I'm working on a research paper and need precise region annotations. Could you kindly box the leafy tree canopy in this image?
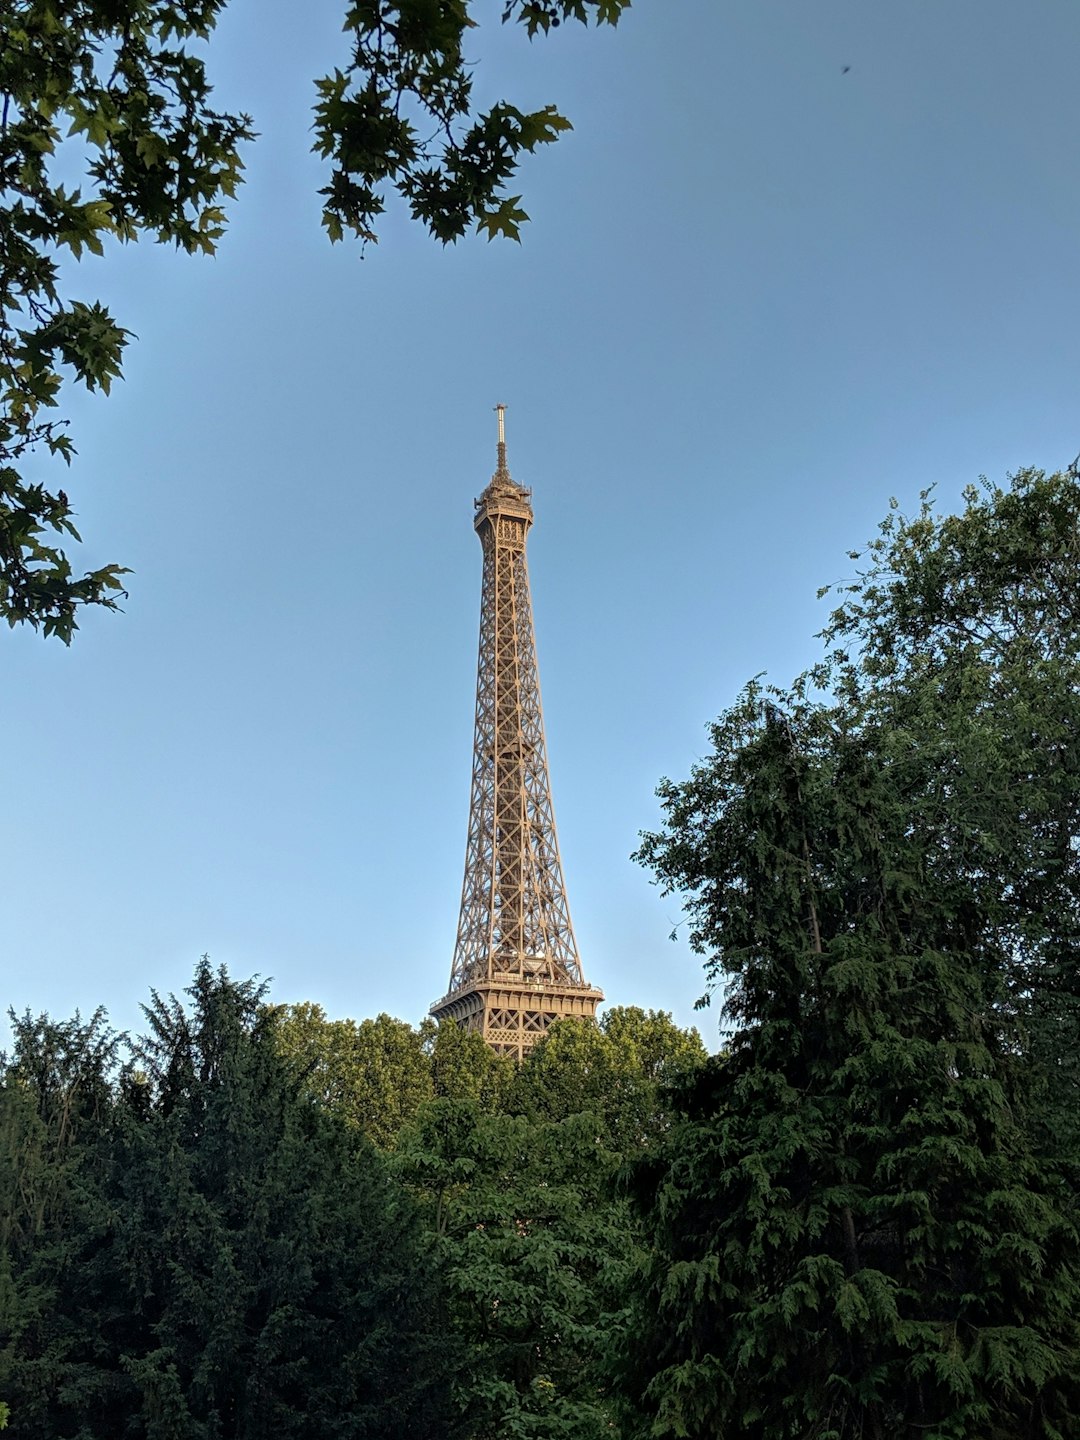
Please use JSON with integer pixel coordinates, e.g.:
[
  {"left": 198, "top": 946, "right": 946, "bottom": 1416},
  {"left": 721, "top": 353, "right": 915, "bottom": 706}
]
[
  {"left": 511, "top": 1007, "right": 706, "bottom": 1153},
  {"left": 269, "top": 1003, "right": 434, "bottom": 1147},
  {"left": 271, "top": 1001, "right": 704, "bottom": 1154},
  {"left": 268, "top": 1003, "right": 513, "bottom": 1147},
  {"left": 397, "top": 1097, "right": 632, "bottom": 1440},
  {"left": 1, "top": 0, "right": 629, "bottom": 640}
]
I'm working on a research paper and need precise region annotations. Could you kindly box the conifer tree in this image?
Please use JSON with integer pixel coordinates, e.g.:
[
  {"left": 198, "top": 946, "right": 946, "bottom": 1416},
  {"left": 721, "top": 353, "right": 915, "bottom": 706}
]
[
  {"left": 625, "top": 661, "right": 1080, "bottom": 1433},
  {"left": 1, "top": 963, "right": 455, "bottom": 1438},
  {"left": 0, "top": 1009, "right": 119, "bottom": 1435},
  {"left": 814, "top": 467, "right": 1080, "bottom": 1174},
  {"left": 622, "top": 465, "right": 1080, "bottom": 1434}
]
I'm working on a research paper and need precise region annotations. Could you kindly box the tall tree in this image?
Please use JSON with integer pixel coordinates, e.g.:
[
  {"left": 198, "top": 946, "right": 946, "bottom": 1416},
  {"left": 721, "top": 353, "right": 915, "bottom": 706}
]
[
  {"left": 1, "top": 0, "right": 629, "bottom": 640},
  {"left": 0, "top": 1008, "right": 120, "bottom": 1436},
  {"left": 1, "top": 963, "right": 455, "bottom": 1438},
  {"left": 813, "top": 467, "right": 1080, "bottom": 1170},
  {"left": 623, "top": 467, "right": 1080, "bottom": 1439}
]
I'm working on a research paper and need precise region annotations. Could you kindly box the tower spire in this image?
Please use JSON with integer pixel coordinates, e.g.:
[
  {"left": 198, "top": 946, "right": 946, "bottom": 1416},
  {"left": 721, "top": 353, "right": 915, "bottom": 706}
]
[
  {"left": 431, "top": 414, "right": 603, "bottom": 1059},
  {"left": 495, "top": 402, "right": 509, "bottom": 479}
]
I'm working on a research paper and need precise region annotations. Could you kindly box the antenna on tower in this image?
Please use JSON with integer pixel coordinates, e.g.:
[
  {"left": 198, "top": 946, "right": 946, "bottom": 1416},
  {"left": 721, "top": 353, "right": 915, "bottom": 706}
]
[{"left": 495, "top": 403, "right": 508, "bottom": 476}]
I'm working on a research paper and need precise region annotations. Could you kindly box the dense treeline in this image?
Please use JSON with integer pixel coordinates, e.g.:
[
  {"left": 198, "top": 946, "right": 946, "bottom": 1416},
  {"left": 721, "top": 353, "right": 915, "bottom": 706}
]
[
  {"left": 0, "top": 973, "right": 702, "bottom": 1438},
  {"left": 4, "top": 468, "right": 1080, "bottom": 1437},
  {"left": 0, "top": 972, "right": 455, "bottom": 1438}
]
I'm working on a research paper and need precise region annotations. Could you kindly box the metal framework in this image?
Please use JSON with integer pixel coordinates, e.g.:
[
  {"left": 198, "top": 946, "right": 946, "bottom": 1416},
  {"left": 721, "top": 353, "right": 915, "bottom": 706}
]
[{"left": 430, "top": 408, "right": 602, "bottom": 1059}]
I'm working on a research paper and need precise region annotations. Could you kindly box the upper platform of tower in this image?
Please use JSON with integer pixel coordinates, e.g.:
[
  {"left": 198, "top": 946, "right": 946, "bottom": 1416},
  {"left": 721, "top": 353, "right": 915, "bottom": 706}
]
[{"left": 474, "top": 405, "right": 533, "bottom": 534}]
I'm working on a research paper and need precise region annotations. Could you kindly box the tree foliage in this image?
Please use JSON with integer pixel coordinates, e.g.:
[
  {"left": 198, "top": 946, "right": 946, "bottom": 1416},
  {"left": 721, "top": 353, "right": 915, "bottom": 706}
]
[
  {"left": 814, "top": 468, "right": 1080, "bottom": 1166},
  {"left": 623, "top": 469, "right": 1080, "bottom": 1439},
  {"left": 397, "top": 1098, "right": 632, "bottom": 1440},
  {"left": 429, "top": 1013, "right": 515, "bottom": 1113},
  {"left": 1, "top": 0, "right": 253, "bottom": 639},
  {"left": 270, "top": 1001, "right": 704, "bottom": 1156},
  {"left": 1, "top": 0, "right": 629, "bottom": 640},
  {"left": 511, "top": 1007, "right": 705, "bottom": 1154},
  {"left": 269, "top": 1003, "right": 435, "bottom": 1147},
  {"left": 2, "top": 977, "right": 689, "bottom": 1438},
  {"left": 268, "top": 1003, "right": 703, "bottom": 1434},
  {"left": 268, "top": 1004, "right": 513, "bottom": 1147},
  {"left": 0, "top": 1007, "right": 120, "bottom": 1434},
  {"left": 0, "top": 962, "right": 453, "bottom": 1438}
]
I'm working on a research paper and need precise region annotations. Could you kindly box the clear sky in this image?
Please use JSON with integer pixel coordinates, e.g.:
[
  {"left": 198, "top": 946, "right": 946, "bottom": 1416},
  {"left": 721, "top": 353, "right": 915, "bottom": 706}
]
[{"left": 4, "top": 0, "right": 1079, "bottom": 1053}]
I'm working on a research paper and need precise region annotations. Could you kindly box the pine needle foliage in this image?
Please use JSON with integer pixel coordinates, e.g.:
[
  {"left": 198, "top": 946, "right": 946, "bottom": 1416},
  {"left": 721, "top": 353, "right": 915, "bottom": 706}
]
[
  {"left": 815, "top": 467, "right": 1080, "bottom": 1176},
  {"left": 625, "top": 468, "right": 1080, "bottom": 1440},
  {"left": 0, "top": 1008, "right": 121, "bottom": 1437},
  {"left": 1, "top": 961, "right": 454, "bottom": 1439}
]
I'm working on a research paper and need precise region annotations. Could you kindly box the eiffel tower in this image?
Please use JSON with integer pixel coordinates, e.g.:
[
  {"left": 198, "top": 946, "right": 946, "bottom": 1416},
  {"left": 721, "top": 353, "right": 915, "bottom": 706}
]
[{"left": 431, "top": 408, "right": 603, "bottom": 1059}]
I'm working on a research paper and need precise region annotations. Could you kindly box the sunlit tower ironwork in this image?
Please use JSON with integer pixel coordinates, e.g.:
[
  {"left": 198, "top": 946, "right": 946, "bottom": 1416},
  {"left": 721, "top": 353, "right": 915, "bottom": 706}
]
[{"left": 430, "top": 407, "right": 603, "bottom": 1059}]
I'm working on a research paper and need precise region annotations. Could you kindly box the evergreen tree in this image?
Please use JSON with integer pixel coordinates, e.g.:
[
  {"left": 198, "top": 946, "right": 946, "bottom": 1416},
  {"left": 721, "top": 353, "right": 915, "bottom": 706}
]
[
  {"left": 0, "top": 1008, "right": 120, "bottom": 1436},
  {"left": 1, "top": 963, "right": 455, "bottom": 1438},
  {"left": 625, "top": 661, "right": 1080, "bottom": 1433},
  {"left": 814, "top": 467, "right": 1080, "bottom": 1169}
]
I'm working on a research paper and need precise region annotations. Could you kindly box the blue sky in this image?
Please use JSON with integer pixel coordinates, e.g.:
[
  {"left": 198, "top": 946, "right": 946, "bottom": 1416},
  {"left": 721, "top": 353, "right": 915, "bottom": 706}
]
[{"left": 5, "top": 0, "right": 1079, "bottom": 1052}]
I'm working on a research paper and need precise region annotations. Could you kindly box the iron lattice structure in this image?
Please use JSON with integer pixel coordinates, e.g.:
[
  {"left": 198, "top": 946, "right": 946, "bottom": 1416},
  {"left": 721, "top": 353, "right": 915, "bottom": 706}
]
[{"left": 431, "top": 410, "right": 602, "bottom": 1058}]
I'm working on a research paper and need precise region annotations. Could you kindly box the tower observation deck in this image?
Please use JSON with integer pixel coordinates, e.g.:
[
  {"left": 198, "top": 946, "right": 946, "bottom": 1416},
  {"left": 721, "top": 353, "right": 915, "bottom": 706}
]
[{"left": 430, "top": 409, "right": 603, "bottom": 1059}]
